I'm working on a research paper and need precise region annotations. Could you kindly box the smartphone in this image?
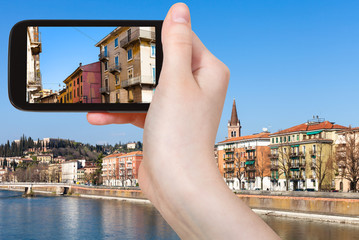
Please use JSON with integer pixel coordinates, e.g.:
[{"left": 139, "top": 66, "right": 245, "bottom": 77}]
[{"left": 8, "top": 20, "right": 163, "bottom": 112}]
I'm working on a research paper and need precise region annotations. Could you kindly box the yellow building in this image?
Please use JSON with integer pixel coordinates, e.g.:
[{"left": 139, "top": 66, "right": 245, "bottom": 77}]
[
  {"left": 95, "top": 27, "right": 156, "bottom": 103},
  {"left": 269, "top": 119, "right": 347, "bottom": 191},
  {"left": 63, "top": 76, "right": 74, "bottom": 103}
]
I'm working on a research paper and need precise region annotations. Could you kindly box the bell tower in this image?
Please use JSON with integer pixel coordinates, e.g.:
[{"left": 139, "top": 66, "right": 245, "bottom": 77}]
[{"left": 228, "top": 99, "right": 241, "bottom": 139}]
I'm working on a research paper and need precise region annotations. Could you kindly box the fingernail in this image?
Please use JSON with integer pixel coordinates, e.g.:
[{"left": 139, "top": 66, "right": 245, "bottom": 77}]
[{"left": 171, "top": 3, "right": 190, "bottom": 24}]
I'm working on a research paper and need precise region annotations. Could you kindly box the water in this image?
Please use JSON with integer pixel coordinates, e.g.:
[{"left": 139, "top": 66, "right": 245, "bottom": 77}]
[{"left": 1, "top": 190, "right": 359, "bottom": 240}]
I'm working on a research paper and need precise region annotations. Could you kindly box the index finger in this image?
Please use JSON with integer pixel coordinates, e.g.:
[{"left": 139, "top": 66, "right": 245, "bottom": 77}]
[{"left": 87, "top": 112, "right": 147, "bottom": 129}]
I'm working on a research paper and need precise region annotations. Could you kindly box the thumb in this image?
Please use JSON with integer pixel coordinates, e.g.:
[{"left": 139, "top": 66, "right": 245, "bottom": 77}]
[{"left": 161, "top": 3, "right": 192, "bottom": 77}]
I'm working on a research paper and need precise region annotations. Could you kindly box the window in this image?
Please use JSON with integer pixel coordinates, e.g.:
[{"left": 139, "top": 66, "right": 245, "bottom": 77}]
[
  {"left": 81, "top": 86, "right": 82, "bottom": 95},
  {"left": 77, "top": 88, "right": 79, "bottom": 97},
  {"left": 70, "top": 92, "right": 72, "bottom": 100},
  {"left": 74, "top": 89, "right": 76, "bottom": 98},
  {"left": 272, "top": 138, "right": 274, "bottom": 143},
  {"left": 116, "top": 93, "right": 120, "bottom": 103},
  {"left": 81, "top": 76, "right": 82, "bottom": 82},
  {"left": 74, "top": 80, "right": 76, "bottom": 86},
  {"left": 115, "top": 75, "right": 120, "bottom": 85},
  {"left": 303, "top": 146, "right": 305, "bottom": 153},
  {"left": 70, "top": 83, "right": 72, "bottom": 87},
  {"left": 288, "top": 136, "right": 291, "bottom": 142},
  {"left": 151, "top": 44, "right": 156, "bottom": 57},
  {"left": 104, "top": 46, "right": 108, "bottom": 56},
  {"left": 115, "top": 56, "right": 119, "bottom": 66},
  {"left": 104, "top": 62, "right": 108, "bottom": 71},
  {"left": 284, "top": 137, "right": 286, "bottom": 142},
  {"left": 297, "top": 135, "right": 299, "bottom": 141},
  {"left": 276, "top": 138, "right": 278, "bottom": 143},
  {"left": 114, "top": 38, "right": 118, "bottom": 48},
  {"left": 128, "top": 67, "right": 133, "bottom": 79},
  {"left": 127, "top": 49, "right": 133, "bottom": 61},
  {"left": 280, "top": 137, "right": 282, "bottom": 143},
  {"left": 129, "top": 89, "right": 134, "bottom": 102},
  {"left": 77, "top": 78, "right": 79, "bottom": 85}
]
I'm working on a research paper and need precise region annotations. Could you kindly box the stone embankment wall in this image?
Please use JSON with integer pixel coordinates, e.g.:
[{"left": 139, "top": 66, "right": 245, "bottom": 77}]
[
  {"left": 236, "top": 190, "right": 359, "bottom": 216},
  {"left": 2, "top": 185, "right": 359, "bottom": 216}
]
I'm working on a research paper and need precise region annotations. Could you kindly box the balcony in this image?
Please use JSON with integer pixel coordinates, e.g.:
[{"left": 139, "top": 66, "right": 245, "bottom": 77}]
[
  {"left": 109, "top": 64, "right": 121, "bottom": 74},
  {"left": 99, "top": 52, "right": 109, "bottom": 62},
  {"left": 127, "top": 172, "right": 132, "bottom": 175},
  {"left": 224, "top": 157, "right": 234, "bottom": 162},
  {"left": 127, "top": 165, "right": 133, "bottom": 169},
  {"left": 224, "top": 146, "right": 235, "bottom": 153},
  {"left": 223, "top": 166, "right": 235, "bottom": 172},
  {"left": 268, "top": 153, "right": 279, "bottom": 159},
  {"left": 121, "top": 75, "right": 155, "bottom": 88},
  {"left": 31, "top": 32, "right": 41, "bottom": 55},
  {"left": 246, "top": 156, "right": 256, "bottom": 161},
  {"left": 290, "top": 163, "right": 299, "bottom": 169},
  {"left": 100, "top": 86, "right": 110, "bottom": 94},
  {"left": 270, "top": 164, "right": 279, "bottom": 170},
  {"left": 120, "top": 29, "right": 155, "bottom": 48},
  {"left": 290, "top": 175, "right": 301, "bottom": 180}
]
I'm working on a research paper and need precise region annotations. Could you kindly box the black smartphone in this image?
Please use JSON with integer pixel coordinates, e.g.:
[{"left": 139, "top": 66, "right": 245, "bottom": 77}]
[{"left": 8, "top": 20, "right": 163, "bottom": 112}]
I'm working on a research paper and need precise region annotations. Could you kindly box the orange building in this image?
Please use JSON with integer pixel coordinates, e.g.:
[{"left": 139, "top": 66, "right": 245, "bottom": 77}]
[
  {"left": 102, "top": 151, "right": 143, "bottom": 187},
  {"left": 216, "top": 99, "right": 271, "bottom": 190}
]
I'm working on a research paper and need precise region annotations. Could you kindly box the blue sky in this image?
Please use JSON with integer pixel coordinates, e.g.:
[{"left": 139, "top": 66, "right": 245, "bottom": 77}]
[{"left": 1, "top": 0, "right": 358, "bottom": 145}]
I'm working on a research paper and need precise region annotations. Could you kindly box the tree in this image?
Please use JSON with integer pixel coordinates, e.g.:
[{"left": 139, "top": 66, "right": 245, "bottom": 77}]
[
  {"left": 336, "top": 128, "right": 359, "bottom": 192},
  {"left": 277, "top": 144, "right": 292, "bottom": 191},
  {"left": 311, "top": 142, "right": 335, "bottom": 191},
  {"left": 256, "top": 152, "right": 270, "bottom": 190}
]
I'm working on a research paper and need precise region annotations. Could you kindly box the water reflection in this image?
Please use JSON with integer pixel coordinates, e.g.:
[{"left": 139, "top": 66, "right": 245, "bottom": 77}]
[{"left": 1, "top": 190, "right": 359, "bottom": 240}]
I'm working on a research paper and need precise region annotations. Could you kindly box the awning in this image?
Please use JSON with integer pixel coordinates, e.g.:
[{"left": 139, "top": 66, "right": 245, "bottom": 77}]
[
  {"left": 246, "top": 160, "right": 255, "bottom": 165},
  {"left": 307, "top": 130, "right": 323, "bottom": 135},
  {"left": 270, "top": 147, "right": 278, "bottom": 149},
  {"left": 291, "top": 169, "right": 300, "bottom": 171},
  {"left": 291, "top": 145, "right": 299, "bottom": 147}
]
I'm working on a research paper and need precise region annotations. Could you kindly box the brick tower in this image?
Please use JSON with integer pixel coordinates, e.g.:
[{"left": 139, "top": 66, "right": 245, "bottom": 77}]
[{"left": 228, "top": 99, "right": 241, "bottom": 139}]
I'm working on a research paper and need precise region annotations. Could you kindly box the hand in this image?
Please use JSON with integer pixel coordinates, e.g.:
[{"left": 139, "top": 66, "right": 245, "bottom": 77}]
[{"left": 88, "top": 3, "right": 279, "bottom": 239}]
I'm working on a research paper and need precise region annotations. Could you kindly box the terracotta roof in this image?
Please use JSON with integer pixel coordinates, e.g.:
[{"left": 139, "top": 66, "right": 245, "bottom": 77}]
[
  {"left": 270, "top": 121, "right": 347, "bottom": 136},
  {"left": 103, "top": 153, "right": 125, "bottom": 159},
  {"left": 229, "top": 99, "right": 239, "bottom": 126},
  {"left": 104, "top": 151, "right": 143, "bottom": 159},
  {"left": 219, "top": 132, "right": 270, "bottom": 144}
]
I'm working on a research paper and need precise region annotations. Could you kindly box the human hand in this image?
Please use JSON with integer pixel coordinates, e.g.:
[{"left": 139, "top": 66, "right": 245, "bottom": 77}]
[{"left": 88, "top": 3, "right": 279, "bottom": 239}]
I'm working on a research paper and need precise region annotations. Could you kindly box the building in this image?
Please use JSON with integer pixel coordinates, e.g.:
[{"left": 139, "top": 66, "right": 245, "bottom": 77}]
[
  {"left": 58, "top": 88, "right": 67, "bottom": 103},
  {"left": 27, "top": 26, "right": 42, "bottom": 103},
  {"left": 334, "top": 127, "right": 359, "bottom": 192},
  {"left": 102, "top": 151, "right": 143, "bottom": 187},
  {"left": 61, "top": 160, "right": 85, "bottom": 183},
  {"left": 118, "top": 151, "right": 143, "bottom": 187},
  {"left": 102, "top": 153, "right": 122, "bottom": 186},
  {"left": 48, "top": 163, "right": 62, "bottom": 183},
  {"left": 95, "top": 27, "right": 156, "bottom": 103},
  {"left": 216, "top": 100, "right": 271, "bottom": 190},
  {"left": 217, "top": 132, "right": 271, "bottom": 190},
  {"left": 127, "top": 142, "right": 136, "bottom": 149},
  {"left": 37, "top": 154, "right": 53, "bottom": 164},
  {"left": 269, "top": 118, "right": 347, "bottom": 191},
  {"left": 40, "top": 92, "right": 58, "bottom": 103},
  {"left": 77, "top": 168, "right": 85, "bottom": 184},
  {"left": 62, "top": 62, "right": 102, "bottom": 103}
]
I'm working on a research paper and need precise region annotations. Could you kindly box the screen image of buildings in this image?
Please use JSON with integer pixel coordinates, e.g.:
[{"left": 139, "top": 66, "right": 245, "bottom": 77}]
[{"left": 26, "top": 26, "right": 156, "bottom": 104}]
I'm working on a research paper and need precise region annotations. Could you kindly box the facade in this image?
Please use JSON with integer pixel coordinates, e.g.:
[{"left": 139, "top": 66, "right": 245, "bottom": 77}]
[
  {"left": 127, "top": 142, "right": 136, "bottom": 149},
  {"left": 217, "top": 133, "right": 271, "bottom": 190},
  {"left": 27, "top": 26, "right": 42, "bottom": 103},
  {"left": 61, "top": 160, "right": 85, "bottom": 183},
  {"left": 269, "top": 119, "right": 347, "bottom": 191},
  {"left": 62, "top": 62, "right": 102, "bottom": 103},
  {"left": 40, "top": 92, "right": 58, "bottom": 103},
  {"left": 37, "top": 154, "right": 53, "bottom": 164},
  {"left": 334, "top": 127, "right": 359, "bottom": 192},
  {"left": 217, "top": 100, "right": 271, "bottom": 190},
  {"left": 95, "top": 27, "right": 156, "bottom": 103},
  {"left": 77, "top": 168, "right": 85, "bottom": 184},
  {"left": 102, "top": 153, "right": 122, "bottom": 186},
  {"left": 102, "top": 151, "right": 143, "bottom": 187},
  {"left": 48, "top": 163, "right": 62, "bottom": 183}
]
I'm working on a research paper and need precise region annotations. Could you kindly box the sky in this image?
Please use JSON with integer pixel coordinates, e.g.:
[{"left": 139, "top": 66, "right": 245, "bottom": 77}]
[{"left": 1, "top": 0, "right": 359, "bottom": 145}]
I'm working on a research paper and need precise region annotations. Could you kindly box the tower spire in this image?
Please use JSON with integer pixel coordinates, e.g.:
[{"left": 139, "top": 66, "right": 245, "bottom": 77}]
[{"left": 228, "top": 98, "right": 241, "bottom": 139}]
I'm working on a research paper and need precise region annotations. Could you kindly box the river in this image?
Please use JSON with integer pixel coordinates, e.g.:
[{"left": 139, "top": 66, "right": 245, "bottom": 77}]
[{"left": 0, "top": 190, "right": 358, "bottom": 240}]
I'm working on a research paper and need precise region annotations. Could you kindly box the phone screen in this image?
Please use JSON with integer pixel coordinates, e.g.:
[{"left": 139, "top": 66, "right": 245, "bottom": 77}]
[{"left": 27, "top": 26, "right": 156, "bottom": 104}]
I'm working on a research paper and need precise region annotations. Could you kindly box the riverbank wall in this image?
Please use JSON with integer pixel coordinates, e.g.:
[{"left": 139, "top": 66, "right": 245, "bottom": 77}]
[{"left": 1, "top": 185, "right": 359, "bottom": 218}]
